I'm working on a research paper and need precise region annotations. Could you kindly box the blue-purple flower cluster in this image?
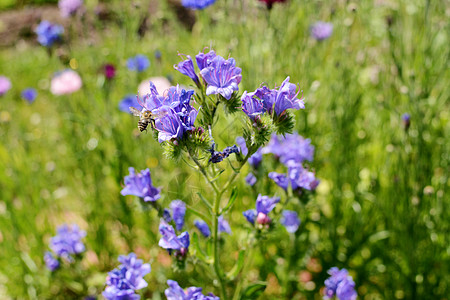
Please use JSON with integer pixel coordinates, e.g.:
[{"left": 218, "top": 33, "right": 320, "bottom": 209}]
[
  {"left": 121, "top": 167, "right": 161, "bottom": 202},
  {"left": 243, "top": 194, "right": 280, "bottom": 227},
  {"left": 44, "top": 224, "right": 86, "bottom": 271},
  {"left": 165, "top": 280, "right": 220, "bottom": 300},
  {"left": 310, "top": 21, "right": 333, "bottom": 41},
  {"left": 139, "top": 83, "right": 198, "bottom": 143},
  {"left": 127, "top": 55, "right": 150, "bottom": 72},
  {"left": 175, "top": 50, "right": 242, "bottom": 100},
  {"left": 241, "top": 77, "right": 305, "bottom": 120},
  {"left": 103, "top": 253, "right": 151, "bottom": 300},
  {"left": 35, "top": 21, "right": 64, "bottom": 47},
  {"left": 324, "top": 267, "right": 357, "bottom": 300}
]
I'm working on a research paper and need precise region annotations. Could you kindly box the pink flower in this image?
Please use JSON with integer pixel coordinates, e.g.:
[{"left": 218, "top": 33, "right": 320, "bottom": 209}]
[
  {"left": 0, "top": 76, "right": 12, "bottom": 96},
  {"left": 51, "top": 70, "right": 82, "bottom": 95}
]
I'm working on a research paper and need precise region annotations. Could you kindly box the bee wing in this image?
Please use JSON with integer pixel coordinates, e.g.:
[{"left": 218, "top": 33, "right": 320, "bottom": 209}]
[{"left": 129, "top": 107, "right": 141, "bottom": 117}]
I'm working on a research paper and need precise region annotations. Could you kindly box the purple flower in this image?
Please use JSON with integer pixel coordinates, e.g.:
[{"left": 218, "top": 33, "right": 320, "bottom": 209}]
[
  {"left": 118, "top": 253, "right": 151, "bottom": 278},
  {"left": 324, "top": 267, "right": 357, "bottom": 300},
  {"left": 194, "top": 220, "right": 211, "bottom": 237},
  {"left": 280, "top": 210, "right": 301, "bottom": 233},
  {"left": 120, "top": 167, "right": 161, "bottom": 202},
  {"left": 268, "top": 172, "right": 289, "bottom": 190},
  {"left": 58, "top": 0, "right": 83, "bottom": 17},
  {"left": 21, "top": 88, "right": 37, "bottom": 103},
  {"left": 243, "top": 209, "right": 257, "bottom": 225},
  {"left": 155, "top": 50, "right": 162, "bottom": 60},
  {"left": 195, "top": 50, "right": 217, "bottom": 70},
  {"left": 35, "top": 21, "right": 64, "bottom": 47},
  {"left": 44, "top": 251, "right": 60, "bottom": 271},
  {"left": 0, "top": 76, "right": 11, "bottom": 96},
  {"left": 235, "top": 137, "right": 263, "bottom": 168},
  {"left": 103, "top": 254, "right": 150, "bottom": 300},
  {"left": 49, "top": 224, "right": 86, "bottom": 259},
  {"left": 163, "top": 209, "right": 172, "bottom": 223},
  {"left": 158, "top": 221, "right": 190, "bottom": 251},
  {"left": 218, "top": 216, "right": 232, "bottom": 234},
  {"left": 174, "top": 55, "right": 199, "bottom": 85},
  {"left": 263, "top": 133, "right": 314, "bottom": 165},
  {"left": 119, "top": 95, "right": 142, "bottom": 113},
  {"left": 154, "top": 106, "right": 185, "bottom": 143},
  {"left": 245, "top": 173, "right": 257, "bottom": 186},
  {"left": 241, "top": 91, "right": 265, "bottom": 120},
  {"left": 402, "top": 113, "right": 411, "bottom": 130},
  {"left": 127, "top": 55, "right": 150, "bottom": 72},
  {"left": 310, "top": 21, "right": 333, "bottom": 41},
  {"left": 288, "top": 163, "right": 320, "bottom": 191},
  {"left": 273, "top": 77, "right": 305, "bottom": 117},
  {"left": 181, "top": 0, "right": 216, "bottom": 9},
  {"left": 254, "top": 86, "right": 277, "bottom": 114},
  {"left": 104, "top": 64, "right": 116, "bottom": 80},
  {"left": 256, "top": 194, "right": 280, "bottom": 215},
  {"left": 170, "top": 200, "right": 186, "bottom": 231},
  {"left": 200, "top": 55, "right": 242, "bottom": 100},
  {"left": 165, "top": 280, "right": 203, "bottom": 300}
]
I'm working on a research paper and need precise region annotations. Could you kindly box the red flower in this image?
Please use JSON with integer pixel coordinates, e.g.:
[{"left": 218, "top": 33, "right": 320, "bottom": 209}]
[
  {"left": 259, "top": 0, "right": 287, "bottom": 10},
  {"left": 103, "top": 64, "right": 116, "bottom": 80}
]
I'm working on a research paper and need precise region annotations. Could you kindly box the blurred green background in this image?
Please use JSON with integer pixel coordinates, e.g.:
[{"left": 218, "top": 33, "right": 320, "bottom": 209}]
[{"left": 0, "top": 0, "right": 448, "bottom": 299}]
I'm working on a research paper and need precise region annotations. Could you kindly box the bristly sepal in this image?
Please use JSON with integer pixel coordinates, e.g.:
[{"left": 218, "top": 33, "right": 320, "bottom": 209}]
[
  {"left": 272, "top": 111, "right": 295, "bottom": 135},
  {"left": 221, "top": 92, "right": 242, "bottom": 115}
]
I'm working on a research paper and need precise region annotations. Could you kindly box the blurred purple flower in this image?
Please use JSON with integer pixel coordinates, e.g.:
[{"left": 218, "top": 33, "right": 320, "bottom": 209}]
[
  {"left": 165, "top": 280, "right": 203, "bottom": 300},
  {"left": 402, "top": 113, "right": 411, "bottom": 130},
  {"left": 235, "top": 137, "right": 263, "bottom": 168},
  {"left": 0, "top": 76, "right": 11, "bottom": 96},
  {"left": 310, "top": 21, "right": 333, "bottom": 41},
  {"left": 243, "top": 209, "right": 257, "bottom": 225},
  {"left": 256, "top": 194, "right": 280, "bottom": 215},
  {"left": 163, "top": 209, "right": 172, "bottom": 223},
  {"left": 118, "top": 253, "right": 151, "bottom": 278},
  {"left": 218, "top": 216, "right": 232, "bottom": 234},
  {"left": 59, "top": 0, "right": 83, "bottom": 17},
  {"left": 120, "top": 167, "right": 161, "bottom": 202},
  {"left": 44, "top": 251, "right": 60, "bottom": 271},
  {"left": 50, "top": 224, "right": 86, "bottom": 259},
  {"left": 324, "top": 267, "right": 357, "bottom": 300},
  {"left": 288, "top": 162, "right": 320, "bottom": 191},
  {"left": 174, "top": 55, "right": 199, "bottom": 85},
  {"left": 21, "top": 88, "right": 37, "bottom": 103},
  {"left": 35, "top": 21, "right": 64, "bottom": 47},
  {"left": 245, "top": 173, "right": 257, "bottom": 186},
  {"left": 268, "top": 172, "right": 289, "bottom": 190},
  {"left": 182, "top": 0, "right": 216, "bottom": 9},
  {"left": 273, "top": 77, "right": 305, "bottom": 117},
  {"left": 158, "top": 221, "right": 190, "bottom": 251},
  {"left": 280, "top": 210, "right": 301, "bottom": 233},
  {"left": 127, "top": 55, "right": 150, "bottom": 72},
  {"left": 195, "top": 50, "right": 216, "bottom": 70},
  {"left": 170, "top": 200, "right": 186, "bottom": 231},
  {"left": 194, "top": 220, "right": 211, "bottom": 237},
  {"left": 200, "top": 55, "right": 242, "bottom": 100},
  {"left": 118, "top": 95, "right": 141, "bottom": 113},
  {"left": 263, "top": 133, "right": 314, "bottom": 165}
]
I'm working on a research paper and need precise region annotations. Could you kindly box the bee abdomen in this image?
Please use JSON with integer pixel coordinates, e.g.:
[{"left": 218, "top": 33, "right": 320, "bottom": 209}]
[{"left": 138, "top": 120, "right": 149, "bottom": 132}]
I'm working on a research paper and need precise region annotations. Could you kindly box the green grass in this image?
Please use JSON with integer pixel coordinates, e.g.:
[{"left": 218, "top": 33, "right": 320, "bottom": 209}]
[{"left": 0, "top": 0, "right": 448, "bottom": 299}]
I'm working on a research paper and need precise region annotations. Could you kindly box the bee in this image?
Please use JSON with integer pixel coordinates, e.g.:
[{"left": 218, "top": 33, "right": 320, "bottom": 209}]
[{"left": 129, "top": 107, "right": 156, "bottom": 132}]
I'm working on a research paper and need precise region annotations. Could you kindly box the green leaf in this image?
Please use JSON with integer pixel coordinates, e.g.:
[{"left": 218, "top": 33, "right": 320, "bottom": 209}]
[
  {"left": 226, "top": 250, "right": 245, "bottom": 280},
  {"left": 222, "top": 187, "right": 238, "bottom": 214},
  {"left": 369, "top": 230, "right": 390, "bottom": 243},
  {"left": 241, "top": 282, "right": 267, "bottom": 299},
  {"left": 197, "top": 192, "right": 213, "bottom": 212},
  {"left": 191, "top": 232, "right": 207, "bottom": 262}
]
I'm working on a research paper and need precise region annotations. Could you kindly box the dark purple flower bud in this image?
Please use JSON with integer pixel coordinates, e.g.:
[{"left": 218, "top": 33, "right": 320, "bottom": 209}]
[
  {"left": 241, "top": 91, "right": 265, "bottom": 121},
  {"left": 243, "top": 209, "right": 257, "bottom": 225},
  {"left": 103, "top": 64, "right": 116, "bottom": 80},
  {"left": 280, "top": 210, "right": 301, "bottom": 233},
  {"left": 163, "top": 209, "right": 172, "bottom": 223},
  {"left": 127, "top": 55, "right": 150, "bottom": 72},
  {"left": 194, "top": 220, "right": 211, "bottom": 237},
  {"left": 49, "top": 224, "right": 86, "bottom": 259},
  {"left": 154, "top": 50, "right": 162, "bottom": 60},
  {"left": 44, "top": 251, "right": 60, "bottom": 271},
  {"left": 218, "top": 216, "right": 232, "bottom": 234},
  {"left": 170, "top": 200, "right": 186, "bottom": 231},
  {"left": 324, "top": 267, "right": 357, "bottom": 300},
  {"left": 209, "top": 143, "right": 239, "bottom": 163},
  {"left": 165, "top": 280, "right": 203, "bottom": 300},
  {"left": 0, "top": 76, "right": 11, "bottom": 96},
  {"left": 310, "top": 21, "right": 333, "bottom": 41},
  {"left": 288, "top": 163, "right": 320, "bottom": 191},
  {"left": 121, "top": 167, "right": 161, "bottom": 202},
  {"left": 174, "top": 55, "right": 199, "bottom": 85},
  {"left": 268, "top": 172, "right": 289, "bottom": 190},
  {"left": 35, "top": 21, "right": 64, "bottom": 47},
  {"left": 402, "top": 113, "right": 411, "bottom": 130},
  {"left": 273, "top": 77, "right": 305, "bottom": 117},
  {"left": 245, "top": 173, "right": 257, "bottom": 186},
  {"left": 200, "top": 55, "right": 242, "bottom": 100},
  {"left": 256, "top": 194, "right": 280, "bottom": 215},
  {"left": 21, "top": 88, "right": 37, "bottom": 103},
  {"left": 195, "top": 50, "right": 217, "bottom": 70},
  {"left": 118, "top": 95, "right": 142, "bottom": 113},
  {"left": 259, "top": 0, "right": 287, "bottom": 10},
  {"left": 248, "top": 149, "right": 263, "bottom": 168}
]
